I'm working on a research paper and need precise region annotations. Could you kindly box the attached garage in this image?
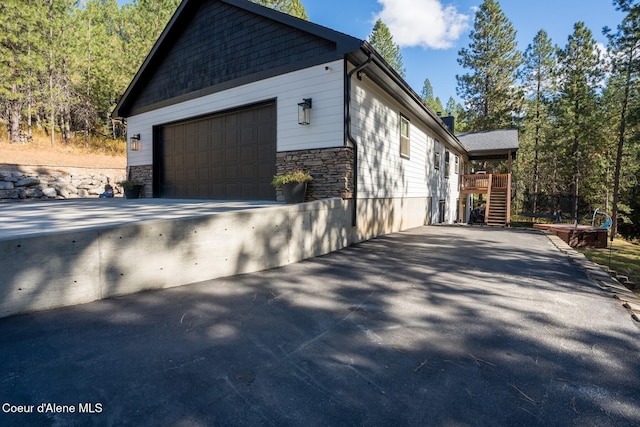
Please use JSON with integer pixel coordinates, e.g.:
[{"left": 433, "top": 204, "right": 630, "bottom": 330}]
[{"left": 153, "top": 101, "right": 277, "bottom": 200}]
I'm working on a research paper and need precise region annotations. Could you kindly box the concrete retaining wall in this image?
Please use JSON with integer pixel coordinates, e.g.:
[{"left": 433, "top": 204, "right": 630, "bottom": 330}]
[
  {"left": 356, "top": 197, "right": 430, "bottom": 242},
  {"left": 0, "top": 198, "right": 352, "bottom": 318}
]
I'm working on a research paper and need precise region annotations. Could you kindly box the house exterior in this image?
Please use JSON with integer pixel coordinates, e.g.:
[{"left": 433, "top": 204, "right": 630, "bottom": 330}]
[{"left": 112, "top": 0, "right": 471, "bottom": 241}]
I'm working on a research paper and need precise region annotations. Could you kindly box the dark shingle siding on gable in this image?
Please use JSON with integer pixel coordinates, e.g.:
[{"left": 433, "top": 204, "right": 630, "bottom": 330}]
[{"left": 127, "top": 1, "right": 337, "bottom": 115}]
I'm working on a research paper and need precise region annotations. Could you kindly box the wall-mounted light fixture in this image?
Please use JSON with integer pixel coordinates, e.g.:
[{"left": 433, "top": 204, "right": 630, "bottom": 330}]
[
  {"left": 130, "top": 134, "right": 141, "bottom": 151},
  {"left": 298, "top": 98, "right": 312, "bottom": 125}
]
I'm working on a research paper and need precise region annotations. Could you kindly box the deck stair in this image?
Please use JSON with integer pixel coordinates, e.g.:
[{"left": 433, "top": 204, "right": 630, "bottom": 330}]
[
  {"left": 461, "top": 173, "right": 511, "bottom": 227},
  {"left": 487, "top": 190, "right": 508, "bottom": 226}
]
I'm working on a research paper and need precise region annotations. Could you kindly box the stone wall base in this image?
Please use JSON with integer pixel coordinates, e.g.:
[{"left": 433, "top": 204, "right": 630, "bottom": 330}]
[
  {"left": 276, "top": 147, "right": 353, "bottom": 202},
  {"left": 127, "top": 165, "right": 153, "bottom": 198}
]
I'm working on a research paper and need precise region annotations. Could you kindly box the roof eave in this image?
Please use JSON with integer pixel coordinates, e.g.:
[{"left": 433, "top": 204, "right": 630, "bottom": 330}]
[
  {"left": 346, "top": 44, "right": 467, "bottom": 156},
  {"left": 112, "top": 0, "right": 364, "bottom": 119}
]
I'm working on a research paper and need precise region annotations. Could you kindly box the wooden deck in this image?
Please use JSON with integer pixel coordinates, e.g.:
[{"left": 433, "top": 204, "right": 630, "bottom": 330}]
[
  {"left": 533, "top": 223, "right": 608, "bottom": 249},
  {"left": 461, "top": 173, "right": 511, "bottom": 226}
]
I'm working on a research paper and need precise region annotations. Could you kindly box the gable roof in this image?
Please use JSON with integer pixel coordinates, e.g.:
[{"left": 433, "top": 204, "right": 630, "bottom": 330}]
[
  {"left": 457, "top": 130, "right": 519, "bottom": 160},
  {"left": 111, "top": 0, "right": 465, "bottom": 153},
  {"left": 112, "top": 0, "right": 362, "bottom": 118}
]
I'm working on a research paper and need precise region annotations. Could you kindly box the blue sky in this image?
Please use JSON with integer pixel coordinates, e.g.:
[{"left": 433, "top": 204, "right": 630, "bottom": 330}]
[
  {"left": 304, "top": 0, "right": 625, "bottom": 105},
  {"left": 121, "top": 0, "right": 626, "bottom": 106}
]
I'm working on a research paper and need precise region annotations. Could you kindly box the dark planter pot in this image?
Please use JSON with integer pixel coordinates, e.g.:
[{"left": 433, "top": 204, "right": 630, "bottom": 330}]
[
  {"left": 124, "top": 185, "right": 143, "bottom": 199},
  {"left": 282, "top": 182, "right": 307, "bottom": 204}
]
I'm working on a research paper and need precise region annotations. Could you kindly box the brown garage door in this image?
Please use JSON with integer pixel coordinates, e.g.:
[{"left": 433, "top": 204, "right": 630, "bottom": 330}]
[{"left": 155, "top": 101, "right": 276, "bottom": 200}]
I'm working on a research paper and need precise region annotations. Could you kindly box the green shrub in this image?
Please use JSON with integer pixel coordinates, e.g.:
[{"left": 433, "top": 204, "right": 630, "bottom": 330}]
[{"left": 271, "top": 169, "right": 313, "bottom": 188}]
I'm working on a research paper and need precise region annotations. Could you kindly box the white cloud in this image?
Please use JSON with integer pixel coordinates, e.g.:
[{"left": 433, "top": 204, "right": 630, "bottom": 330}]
[{"left": 374, "top": 0, "right": 470, "bottom": 49}]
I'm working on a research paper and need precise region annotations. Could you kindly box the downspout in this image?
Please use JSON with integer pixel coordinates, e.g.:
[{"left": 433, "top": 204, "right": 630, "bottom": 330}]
[{"left": 345, "top": 52, "right": 373, "bottom": 227}]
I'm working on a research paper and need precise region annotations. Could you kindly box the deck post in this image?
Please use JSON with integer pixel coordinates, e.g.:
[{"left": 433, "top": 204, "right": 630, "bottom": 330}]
[
  {"left": 485, "top": 174, "right": 492, "bottom": 225},
  {"left": 506, "top": 173, "right": 512, "bottom": 226}
]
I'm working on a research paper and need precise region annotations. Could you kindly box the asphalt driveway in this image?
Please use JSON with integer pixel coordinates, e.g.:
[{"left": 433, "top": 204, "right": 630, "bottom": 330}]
[{"left": 1, "top": 226, "right": 638, "bottom": 426}]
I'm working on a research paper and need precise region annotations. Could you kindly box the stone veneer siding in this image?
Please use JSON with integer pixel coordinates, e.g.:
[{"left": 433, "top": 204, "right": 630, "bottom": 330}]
[
  {"left": 275, "top": 148, "right": 353, "bottom": 202},
  {"left": 127, "top": 165, "right": 153, "bottom": 198}
]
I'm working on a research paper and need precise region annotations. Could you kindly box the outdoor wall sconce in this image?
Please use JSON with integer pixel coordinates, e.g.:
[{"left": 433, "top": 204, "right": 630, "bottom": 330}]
[
  {"left": 298, "top": 98, "right": 312, "bottom": 125},
  {"left": 130, "top": 134, "right": 141, "bottom": 151}
]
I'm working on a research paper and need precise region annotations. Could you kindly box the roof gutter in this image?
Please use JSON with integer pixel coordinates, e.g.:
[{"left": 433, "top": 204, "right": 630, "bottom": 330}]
[
  {"left": 345, "top": 51, "right": 373, "bottom": 227},
  {"left": 358, "top": 43, "right": 467, "bottom": 157}
]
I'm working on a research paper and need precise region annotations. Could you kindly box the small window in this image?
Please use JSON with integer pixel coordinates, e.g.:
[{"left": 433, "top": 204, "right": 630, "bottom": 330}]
[
  {"left": 435, "top": 151, "right": 440, "bottom": 170},
  {"left": 445, "top": 150, "right": 450, "bottom": 178},
  {"left": 400, "top": 115, "right": 410, "bottom": 158},
  {"left": 454, "top": 155, "right": 459, "bottom": 174}
]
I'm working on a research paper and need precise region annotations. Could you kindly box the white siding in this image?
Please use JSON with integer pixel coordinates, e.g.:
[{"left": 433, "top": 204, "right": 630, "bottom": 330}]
[
  {"left": 351, "top": 74, "right": 463, "bottom": 223},
  {"left": 126, "top": 60, "right": 345, "bottom": 166}
]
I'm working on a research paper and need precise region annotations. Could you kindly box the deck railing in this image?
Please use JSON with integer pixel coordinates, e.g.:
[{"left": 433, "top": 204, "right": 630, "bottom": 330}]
[
  {"left": 491, "top": 174, "right": 509, "bottom": 190},
  {"left": 460, "top": 173, "right": 512, "bottom": 226},
  {"left": 461, "top": 173, "right": 510, "bottom": 193}
]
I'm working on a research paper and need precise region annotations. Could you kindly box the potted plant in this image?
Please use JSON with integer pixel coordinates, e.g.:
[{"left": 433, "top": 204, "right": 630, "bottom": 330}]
[
  {"left": 271, "top": 169, "right": 312, "bottom": 203},
  {"left": 117, "top": 179, "right": 144, "bottom": 199}
]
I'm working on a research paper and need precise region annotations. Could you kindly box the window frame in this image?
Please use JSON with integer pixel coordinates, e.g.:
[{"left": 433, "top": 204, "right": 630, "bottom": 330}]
[
  {"left": 399, "top": 114, "right": 410, "bottom": 159},
  {"left": 445, "top": 150, "right": 451, "bottom": 178},
  {"left": 434, "top": 151, "right": 440, "bottom": 170}
]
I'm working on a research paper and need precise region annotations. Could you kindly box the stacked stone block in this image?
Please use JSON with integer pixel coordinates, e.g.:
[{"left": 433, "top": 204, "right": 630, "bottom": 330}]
[
  {"left": 275, "top": 147, "right": 354, "bottom": 202},
  {"left": 127, "top": 165, "right": 153, "bottom": 198}
]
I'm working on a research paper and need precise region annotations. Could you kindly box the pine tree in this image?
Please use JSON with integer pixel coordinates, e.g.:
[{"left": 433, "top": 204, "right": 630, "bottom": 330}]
[
  {"left": 555, "top": 22, "right": 604, "bottom": 219},
  {"left": 43, "top": 0, "right": 79, "bottom": 146},
  {"left": 420, "top": 78, "right": 444, "bottom": 114},
  {"left": 250, "top": 0, "right": 308, "bottom": 20},
  {"left": 445, "top": 96, "right": 467, "bottom": 133},
  {"left": 76, "top": 0, "right": 126, "bottom": 140},
  {"left": 368, "top": 19, "right": 406, "bottom": 79},
  {"left": 118, "top": 0, "right": 181, "bottom": 82},
  {"left": 603, "top": 0, "right": 640, "bottom": 239},
  {"left": 456, "top": 0, "right": 523, "bottom": 131},
  {"left": 0, "top": 0, "right": 43, "bottom": 144},
  {"left": 519, "top": 30, "right": 557, "bottom": 213}
]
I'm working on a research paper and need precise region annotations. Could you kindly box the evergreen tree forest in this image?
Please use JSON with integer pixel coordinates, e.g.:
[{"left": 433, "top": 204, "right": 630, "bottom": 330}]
[
  {"left": 455, "top": 0, "right": 640, "bottom": 240},
  {"left": 0, "top": 0, "right": 307, "bottom": 148},
  {"left": 1, "top": 0, "right": 180, "bottom": 146}
]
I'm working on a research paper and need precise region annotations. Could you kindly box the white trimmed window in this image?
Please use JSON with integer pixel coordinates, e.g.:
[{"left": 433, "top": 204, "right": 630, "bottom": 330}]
[
  {"left": 400, "top": 115, "right": 410, "bottom": 158},
  {"left": 445, "top": 150, "right": 450, "bottom": 178}
]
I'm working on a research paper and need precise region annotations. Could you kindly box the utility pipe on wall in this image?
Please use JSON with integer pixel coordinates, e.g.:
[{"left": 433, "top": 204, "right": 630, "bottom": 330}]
[{"left": 345, "top": 51, "right": 373, "bottom": 227}]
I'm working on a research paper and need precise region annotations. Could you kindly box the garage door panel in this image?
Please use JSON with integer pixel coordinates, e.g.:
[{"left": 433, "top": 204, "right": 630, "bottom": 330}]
[
  {"left": 211, "top": 167, "right": 223, "bottom": 180},
  {"left": 158, "top": 102, "right": 276, "bottom": 200},
  {"left": 197, "top": 167, "right": 209, "bottom": 181},
  {"left": 241, "top": 145, "right": 257, "bottom": 161},
  {"left": 241, "top": 128, "right": 255, "bottom": 142},
  {"left": 211, "top": 148, "right": 224, "bottom": 163},
  {"left": 258, "top": 183, "right": 272, "bottom": 197},
  {"left": 226, "top": 183, "right": 241, "bottom": 195},
  {"left": 209, "top": 131, "right": 223, "bottom": 148},
  {"left": 242, "top": 183, "right": 257, "bottom": 198},
  {"left": 226, "top": 166, "right": 239, "bottom": 179},
  {"left": 257, "top": 163, "right": 274, "bottom": 179},
  {"left": 241, "top": 164, "right": 256, "bottom": 179}
]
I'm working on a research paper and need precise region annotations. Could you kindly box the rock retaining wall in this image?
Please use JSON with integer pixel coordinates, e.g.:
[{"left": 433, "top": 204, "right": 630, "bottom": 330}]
[{"left": 0, "top": 165, "right": 126, "bottom": 201}]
